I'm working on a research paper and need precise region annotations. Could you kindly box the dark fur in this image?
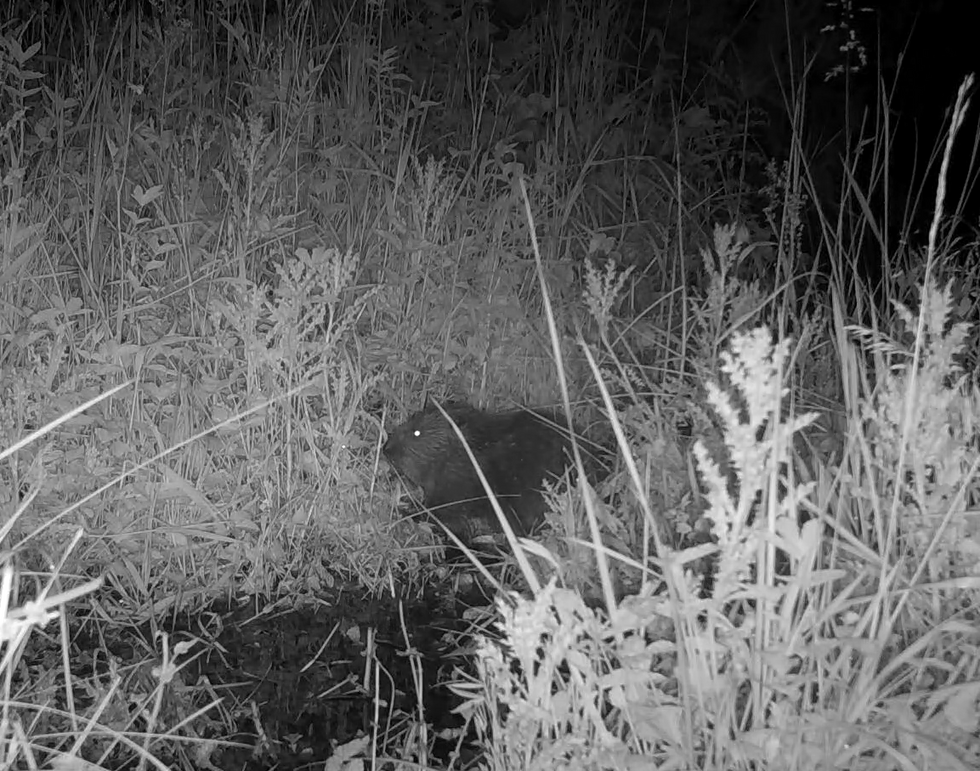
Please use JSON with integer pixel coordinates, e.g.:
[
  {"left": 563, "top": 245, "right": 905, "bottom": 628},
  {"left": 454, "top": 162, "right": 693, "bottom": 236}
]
[{"left": 383, "top": 402, "right": 575, "bottom": 543}]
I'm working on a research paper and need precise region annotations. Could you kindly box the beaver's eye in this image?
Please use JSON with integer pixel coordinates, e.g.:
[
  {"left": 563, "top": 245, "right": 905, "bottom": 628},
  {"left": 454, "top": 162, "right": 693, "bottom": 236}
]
[{"left": 413, "top": 429, "right": 422, "bottom": 438}]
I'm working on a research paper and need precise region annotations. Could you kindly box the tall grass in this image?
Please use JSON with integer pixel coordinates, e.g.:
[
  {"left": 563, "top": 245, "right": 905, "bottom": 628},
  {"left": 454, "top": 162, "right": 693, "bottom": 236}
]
[
  {"left": 443, "top": 76, "right": 980, "bottom": 771},
  {"left": 3, "top": 1, "right": 980, "bottom": 769}
]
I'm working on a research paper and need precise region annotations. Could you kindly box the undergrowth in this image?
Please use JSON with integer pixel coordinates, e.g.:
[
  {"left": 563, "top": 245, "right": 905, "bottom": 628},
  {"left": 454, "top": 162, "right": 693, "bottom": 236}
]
[{"left": 2, "top": 0, "right": 980, "bottom": 769}]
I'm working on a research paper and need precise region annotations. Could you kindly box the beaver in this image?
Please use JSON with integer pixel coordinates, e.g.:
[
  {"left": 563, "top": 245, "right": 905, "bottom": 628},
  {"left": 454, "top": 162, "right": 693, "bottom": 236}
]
[{"left": 382, "top": 401, "right": 576, "bottom": 543}]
